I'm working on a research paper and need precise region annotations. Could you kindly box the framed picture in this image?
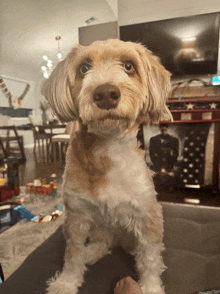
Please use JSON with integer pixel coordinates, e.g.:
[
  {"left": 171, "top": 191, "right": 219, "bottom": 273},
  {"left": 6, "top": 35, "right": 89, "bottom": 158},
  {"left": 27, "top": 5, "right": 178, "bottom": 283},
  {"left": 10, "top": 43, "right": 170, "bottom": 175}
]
[{"left": 142, "top": 122, "right": 220, "bottom": 191}]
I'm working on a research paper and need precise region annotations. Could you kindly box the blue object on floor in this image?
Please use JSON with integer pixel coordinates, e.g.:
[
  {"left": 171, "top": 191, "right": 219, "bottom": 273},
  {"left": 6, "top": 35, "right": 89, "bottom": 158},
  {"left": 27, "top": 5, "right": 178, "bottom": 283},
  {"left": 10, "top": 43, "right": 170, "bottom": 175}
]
[
  {"left": 13, "top": 205, "right": 38, "bottom": 222},
  {"left": 0, "top": 205, "right": 23, "bottom": 233},
  {"left": 0, "top": 263, "right": 4, "bottom": 283},
  {"left": 56, "top": 204, "right": 64, "bottom": 212}
]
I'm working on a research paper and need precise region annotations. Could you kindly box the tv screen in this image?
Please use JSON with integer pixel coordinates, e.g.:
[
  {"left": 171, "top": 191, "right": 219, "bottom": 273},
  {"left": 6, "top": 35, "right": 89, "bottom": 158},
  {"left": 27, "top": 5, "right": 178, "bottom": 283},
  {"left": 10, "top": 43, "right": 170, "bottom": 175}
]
[{"left": 120, "top": 13, "right": 220, "bottom": 77}]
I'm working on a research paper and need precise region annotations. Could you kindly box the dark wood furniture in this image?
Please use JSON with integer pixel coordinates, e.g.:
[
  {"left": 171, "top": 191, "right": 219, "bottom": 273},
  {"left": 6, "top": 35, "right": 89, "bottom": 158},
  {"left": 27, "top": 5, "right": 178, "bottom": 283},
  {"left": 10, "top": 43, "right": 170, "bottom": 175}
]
[
  {"left": 0, "top": 125, "right": 26, "bottom": 164},
  {"left": 31, "top": 124, "right": 66, "bottom": 163}
]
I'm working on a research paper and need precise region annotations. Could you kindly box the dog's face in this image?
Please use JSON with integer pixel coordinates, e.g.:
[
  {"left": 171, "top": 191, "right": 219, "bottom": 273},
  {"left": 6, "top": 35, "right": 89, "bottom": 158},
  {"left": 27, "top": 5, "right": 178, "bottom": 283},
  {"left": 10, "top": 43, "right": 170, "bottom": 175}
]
[{"left": 41, "top": 39, "right": 172, "bottom": 135}]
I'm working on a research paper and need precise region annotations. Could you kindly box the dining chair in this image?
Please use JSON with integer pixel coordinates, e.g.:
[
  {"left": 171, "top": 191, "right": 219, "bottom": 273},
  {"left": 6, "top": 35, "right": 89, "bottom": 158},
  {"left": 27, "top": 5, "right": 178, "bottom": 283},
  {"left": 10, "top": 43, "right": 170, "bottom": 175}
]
[
  {"left": 51, "top": 134, "right": 70, "bottom": 163},
  {"left": 0, "top": 115, "right": 26, "bottom": 164},
  {"left": 28, "top": 115, "right": 53, "bottom": 162},
  {"left": 50, "top": 122, "right": 78, "bottom": 164}
]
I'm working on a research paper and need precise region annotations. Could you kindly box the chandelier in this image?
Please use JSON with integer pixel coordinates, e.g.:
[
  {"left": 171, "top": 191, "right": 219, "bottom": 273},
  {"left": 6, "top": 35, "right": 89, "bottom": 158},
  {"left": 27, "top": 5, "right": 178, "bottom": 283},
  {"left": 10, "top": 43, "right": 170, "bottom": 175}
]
[{"left": 41, "top": 36, "right": 63, "bottom": 79}]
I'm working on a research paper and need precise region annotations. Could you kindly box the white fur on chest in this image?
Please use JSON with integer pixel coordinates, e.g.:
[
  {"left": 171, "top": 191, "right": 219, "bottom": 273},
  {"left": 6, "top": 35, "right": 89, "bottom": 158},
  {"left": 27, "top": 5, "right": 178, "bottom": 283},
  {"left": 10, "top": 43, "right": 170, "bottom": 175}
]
[
  {"left": 98, "top": 135, "right": 156, "bottom": 210},
  {"left": 63, "top": 133, "right": 157, "bottom": 226}
]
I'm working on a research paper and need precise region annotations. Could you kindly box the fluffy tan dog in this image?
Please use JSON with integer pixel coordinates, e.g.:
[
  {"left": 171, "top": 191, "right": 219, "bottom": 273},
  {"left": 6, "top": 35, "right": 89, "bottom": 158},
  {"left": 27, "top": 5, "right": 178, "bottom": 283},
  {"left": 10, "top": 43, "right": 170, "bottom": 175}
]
[{"left": 41, "top": 39, "right": 172, "bottom": 294}]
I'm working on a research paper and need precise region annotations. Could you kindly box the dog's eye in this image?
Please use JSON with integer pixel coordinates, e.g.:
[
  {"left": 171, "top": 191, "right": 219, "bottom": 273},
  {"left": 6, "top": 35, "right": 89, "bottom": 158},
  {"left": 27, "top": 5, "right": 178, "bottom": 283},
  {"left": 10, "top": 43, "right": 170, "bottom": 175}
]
[
  {"left": 124, "top": 62, "right": 134, "bottom": 74},
  {"left": 79, "top": 63, "right": 91, "bottom": 75}
]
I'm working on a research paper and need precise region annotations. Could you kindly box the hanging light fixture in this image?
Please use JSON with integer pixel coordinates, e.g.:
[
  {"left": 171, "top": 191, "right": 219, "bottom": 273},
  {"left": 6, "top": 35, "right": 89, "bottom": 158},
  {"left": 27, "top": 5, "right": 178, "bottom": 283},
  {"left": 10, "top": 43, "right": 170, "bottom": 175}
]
[{"left": 41, "top": 36, "right": 63, "bottom": 79}]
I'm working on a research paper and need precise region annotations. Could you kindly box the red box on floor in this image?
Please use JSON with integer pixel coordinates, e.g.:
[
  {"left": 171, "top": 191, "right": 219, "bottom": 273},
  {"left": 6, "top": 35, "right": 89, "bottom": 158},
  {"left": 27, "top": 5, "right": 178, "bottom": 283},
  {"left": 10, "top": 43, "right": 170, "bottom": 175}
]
[
  {"left": 14, "top": 185, "right": 20, "bottom": 196},
  {"left": 35, "top": 186, "right": 42, "bottom": 194},
  {"left": 42, "top": 185, "right": 51, "bottom": 195},
  {"left": 0, "top": 185, "right": 14, "bottom": 203}
]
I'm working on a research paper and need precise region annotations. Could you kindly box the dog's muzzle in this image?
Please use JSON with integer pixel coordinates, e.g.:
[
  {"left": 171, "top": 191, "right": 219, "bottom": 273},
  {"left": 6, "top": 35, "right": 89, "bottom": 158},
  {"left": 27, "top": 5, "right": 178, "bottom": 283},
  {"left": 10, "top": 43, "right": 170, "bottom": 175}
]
[{"left": 93, "top": 83, "right": 121, "bottom": 110}]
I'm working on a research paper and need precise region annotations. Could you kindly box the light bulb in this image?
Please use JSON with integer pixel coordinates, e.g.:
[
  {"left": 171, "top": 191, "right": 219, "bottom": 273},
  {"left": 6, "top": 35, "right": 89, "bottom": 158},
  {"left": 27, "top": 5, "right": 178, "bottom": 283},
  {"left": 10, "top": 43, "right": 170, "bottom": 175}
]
[
  {"left": 43, "top": 72, "right": 49, "bottom": 79},
  {"left": 57, "top": 52, "right": 62, "bottom": 59},
  {"left": 43, "top": 55, "right": 48, "bottom": 61},
  {"left": 47, "top": 63, "right": 53, "bottom": 68},
  {"left": 41, "top": 66, "right": 47, "bottom": 71}
]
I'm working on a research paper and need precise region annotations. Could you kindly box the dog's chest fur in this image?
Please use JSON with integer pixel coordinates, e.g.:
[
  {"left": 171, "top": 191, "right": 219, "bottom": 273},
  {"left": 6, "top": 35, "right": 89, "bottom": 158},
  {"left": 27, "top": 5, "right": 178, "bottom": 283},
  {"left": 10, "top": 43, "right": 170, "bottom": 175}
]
[
  {"left": 99, "top": 134, "right": 155, "bottom": 207},
  {"left": 63, "top": 131, "right": 157, "bottom": 229}
]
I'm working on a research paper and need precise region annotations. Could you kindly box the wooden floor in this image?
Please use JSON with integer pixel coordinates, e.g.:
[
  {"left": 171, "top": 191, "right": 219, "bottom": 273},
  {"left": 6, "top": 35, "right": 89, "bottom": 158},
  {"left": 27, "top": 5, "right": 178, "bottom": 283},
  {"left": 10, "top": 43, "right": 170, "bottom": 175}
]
[
  {"left": 18, "top": 147, "right": 65, "bottom": 187},
  {"left": 2, "top": 146, "right": 219, "bottom": 208}
]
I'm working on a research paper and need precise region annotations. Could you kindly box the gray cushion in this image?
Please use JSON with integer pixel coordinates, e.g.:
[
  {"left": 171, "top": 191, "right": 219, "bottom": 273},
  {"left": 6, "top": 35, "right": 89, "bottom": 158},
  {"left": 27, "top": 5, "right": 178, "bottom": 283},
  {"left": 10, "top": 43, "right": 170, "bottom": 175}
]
[{"left": 1, "top": 202, "right": 220, "bottom": 294}]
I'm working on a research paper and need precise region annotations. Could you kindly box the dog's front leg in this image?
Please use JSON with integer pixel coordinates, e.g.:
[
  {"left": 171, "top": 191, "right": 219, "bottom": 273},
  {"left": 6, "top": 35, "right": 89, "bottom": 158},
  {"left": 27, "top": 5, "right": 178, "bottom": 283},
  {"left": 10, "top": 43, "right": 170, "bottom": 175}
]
[
  {"left": 46, "top": 219, "right": 112, "bottom": 294},
  {"left": 135, "top": 240, "right": 165, "bottom": 294},
  {"left": 46, "top": 230, "right": 89, "bottom": 294},
  {"left": 46, "top": 203, "right": 93, "bottom": 294},
  {"left": 134, "top": 205, "right": 166, "bottom": 294}
]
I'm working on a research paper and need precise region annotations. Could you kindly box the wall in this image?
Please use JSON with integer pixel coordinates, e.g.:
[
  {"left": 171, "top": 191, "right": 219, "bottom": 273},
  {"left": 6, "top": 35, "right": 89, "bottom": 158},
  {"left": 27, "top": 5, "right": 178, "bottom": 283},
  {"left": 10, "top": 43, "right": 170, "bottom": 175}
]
[
  {"left": 78, "top": 21, "right": 118, "bottom": 46},
  {"left": 0, "top": 74, "right": 35, "bottom": 110},
  {"left": 1, "top": 59, "right": 37, "bottom": 82},
  {"left": 1, "top": 57, "right": 47, "bottom": 116},
  {"left": 106, "top": 0, "right": 118, "bottom": 18},
  {"left": 0, "top": 61, "right": 44, "bottom": 147},
  {"left": 0, "top": 59, "right": 38, "bottom": 111},
  {"left": 118, "top": 0, "right": 220, "bottom": 26}
]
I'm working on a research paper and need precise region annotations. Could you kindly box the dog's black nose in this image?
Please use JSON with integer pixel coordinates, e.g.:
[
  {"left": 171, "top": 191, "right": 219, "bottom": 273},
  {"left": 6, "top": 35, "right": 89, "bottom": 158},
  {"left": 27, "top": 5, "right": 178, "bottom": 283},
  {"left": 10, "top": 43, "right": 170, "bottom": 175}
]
[{"left": 93, "top": 84, "right": 121, "bottom": 110}]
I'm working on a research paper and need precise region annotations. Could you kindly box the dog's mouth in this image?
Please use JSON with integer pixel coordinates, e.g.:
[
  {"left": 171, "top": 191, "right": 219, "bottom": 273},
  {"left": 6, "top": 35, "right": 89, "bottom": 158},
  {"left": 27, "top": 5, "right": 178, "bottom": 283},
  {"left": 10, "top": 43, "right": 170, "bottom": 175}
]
[
  {"left": 99, "top": 113, "right": 132, "bottom": 126},
  {"left": 87, "top": 114, "right": 132, "bottom": 135},
  {"left": 97, "top": 113, "right": 129, "bottom": 122}
]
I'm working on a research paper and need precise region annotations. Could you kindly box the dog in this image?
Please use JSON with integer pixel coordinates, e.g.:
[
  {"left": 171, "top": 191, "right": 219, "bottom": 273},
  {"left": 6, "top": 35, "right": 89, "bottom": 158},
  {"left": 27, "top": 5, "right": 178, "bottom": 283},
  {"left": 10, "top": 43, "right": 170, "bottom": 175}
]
[{"left": 41, "top": 39, "right": 172, "bottom": 294}]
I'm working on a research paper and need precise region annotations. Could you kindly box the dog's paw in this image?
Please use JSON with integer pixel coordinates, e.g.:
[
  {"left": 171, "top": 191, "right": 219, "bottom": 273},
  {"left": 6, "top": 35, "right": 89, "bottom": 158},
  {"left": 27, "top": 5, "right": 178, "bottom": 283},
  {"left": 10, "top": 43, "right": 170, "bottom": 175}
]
[
  {"left": 141, "top": 284, "right": 165, "bottom": 294},
  {"left": 46, "top": 272, "right": 79, "bottom": 294},
  {"left": 47, "top": 282, "right": 78, "bottom": 294},
  {"left": 141, "top": 283, "right": 165, "bottom": 294}
]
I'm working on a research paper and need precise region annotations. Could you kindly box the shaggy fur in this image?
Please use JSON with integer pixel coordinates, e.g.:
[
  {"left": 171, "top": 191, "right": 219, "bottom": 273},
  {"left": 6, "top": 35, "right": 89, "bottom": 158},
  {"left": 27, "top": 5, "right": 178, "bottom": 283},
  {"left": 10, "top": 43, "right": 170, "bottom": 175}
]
[{"left": 41, "top": 39, "right": 172, "bottom": 294}]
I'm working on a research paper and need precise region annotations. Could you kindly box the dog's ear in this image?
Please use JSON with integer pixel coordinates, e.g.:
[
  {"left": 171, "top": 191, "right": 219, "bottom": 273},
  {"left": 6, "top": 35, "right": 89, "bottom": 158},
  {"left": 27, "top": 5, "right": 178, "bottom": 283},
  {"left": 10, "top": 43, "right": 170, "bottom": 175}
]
[
  {"left": 41, "top": 49, "right": 78, "bottom": 122},
  {"left": 134, "top": 43, "right": 173, "bottom": 124}
]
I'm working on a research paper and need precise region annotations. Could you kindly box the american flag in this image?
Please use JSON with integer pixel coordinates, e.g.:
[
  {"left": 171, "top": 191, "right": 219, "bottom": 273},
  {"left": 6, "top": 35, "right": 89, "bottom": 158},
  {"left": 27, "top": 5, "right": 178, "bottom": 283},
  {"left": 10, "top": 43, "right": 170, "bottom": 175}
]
[
  {"left": 179, "top": 123, "right": 211, "bottom": 187},
  {"left": 166, "top": 99, "right": 220, "bottom": 123}
]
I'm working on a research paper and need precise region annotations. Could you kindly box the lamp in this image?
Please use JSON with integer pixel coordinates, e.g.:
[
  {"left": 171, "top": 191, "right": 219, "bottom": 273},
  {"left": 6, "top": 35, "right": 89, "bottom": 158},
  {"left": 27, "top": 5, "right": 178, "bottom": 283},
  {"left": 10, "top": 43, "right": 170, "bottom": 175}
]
[{"left": 41, "top": 36, "right": 63, "bottom": 79}]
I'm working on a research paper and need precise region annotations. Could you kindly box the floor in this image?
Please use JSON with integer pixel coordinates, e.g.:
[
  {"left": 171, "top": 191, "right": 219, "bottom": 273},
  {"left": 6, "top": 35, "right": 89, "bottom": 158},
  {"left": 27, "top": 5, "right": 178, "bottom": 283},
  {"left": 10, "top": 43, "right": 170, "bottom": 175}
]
[
  {"left": 18, "top": 147, "right": 65, "bottom": 187},
  {"left": 3, "top": 146, "right": 220, "bottom": 208}
]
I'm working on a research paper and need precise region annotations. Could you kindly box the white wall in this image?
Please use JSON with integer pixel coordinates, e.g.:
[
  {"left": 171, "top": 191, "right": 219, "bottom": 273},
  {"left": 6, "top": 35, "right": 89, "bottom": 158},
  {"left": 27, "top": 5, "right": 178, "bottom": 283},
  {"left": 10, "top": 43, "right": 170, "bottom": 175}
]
[
  {"left": 0, "top": 59, "right": 38, "bottom": 110},
  {"left": 106, "top": 0, "right": 118, "bottom": 18},
  {"left": 118, "top": 0, "right": 220, "bottom": 26},
  {"left": 0, "top": 74, "right": 35, "bottom": 109},
  {"left": 1, "top": 59, "right": 37, "bottom": 82},
  {"left": 79, "top": 21, "right": 118, "bottom": 46},
  {"left": 0, "top": 58, "right": 47, "bottom": 116}
]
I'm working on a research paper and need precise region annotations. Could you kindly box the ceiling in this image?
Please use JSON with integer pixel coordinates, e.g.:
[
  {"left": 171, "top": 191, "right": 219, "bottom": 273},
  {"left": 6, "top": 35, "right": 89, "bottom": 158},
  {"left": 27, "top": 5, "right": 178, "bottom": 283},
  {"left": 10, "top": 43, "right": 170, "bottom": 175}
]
[{"left": 0, "top": 0, "right": 117, "bottom": 79}]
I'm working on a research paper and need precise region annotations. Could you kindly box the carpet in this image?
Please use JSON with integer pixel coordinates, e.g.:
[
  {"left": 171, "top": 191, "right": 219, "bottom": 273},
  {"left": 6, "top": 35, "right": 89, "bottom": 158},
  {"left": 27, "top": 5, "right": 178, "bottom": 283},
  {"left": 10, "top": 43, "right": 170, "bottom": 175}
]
[{"left": 0, "top": 186, "right": 64, "bottom": 280}]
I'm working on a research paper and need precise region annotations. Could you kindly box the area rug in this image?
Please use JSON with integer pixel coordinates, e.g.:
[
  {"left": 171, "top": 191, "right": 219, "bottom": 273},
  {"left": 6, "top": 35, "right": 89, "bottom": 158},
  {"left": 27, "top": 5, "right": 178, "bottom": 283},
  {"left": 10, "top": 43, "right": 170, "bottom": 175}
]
[{"left": 0, "top": 186, "right": 64, "bottom": 280}]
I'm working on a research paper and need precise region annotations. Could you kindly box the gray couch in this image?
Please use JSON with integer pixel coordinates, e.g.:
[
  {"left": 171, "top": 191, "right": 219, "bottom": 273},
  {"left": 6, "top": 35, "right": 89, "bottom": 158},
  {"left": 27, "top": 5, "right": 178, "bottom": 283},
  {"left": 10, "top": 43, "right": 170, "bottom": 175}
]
[
  {"left": 1, "top": 202, "right": 220, "bottom": 294},
  {"left": 162, "top": 202, "right": 220, "bottom": 294}
]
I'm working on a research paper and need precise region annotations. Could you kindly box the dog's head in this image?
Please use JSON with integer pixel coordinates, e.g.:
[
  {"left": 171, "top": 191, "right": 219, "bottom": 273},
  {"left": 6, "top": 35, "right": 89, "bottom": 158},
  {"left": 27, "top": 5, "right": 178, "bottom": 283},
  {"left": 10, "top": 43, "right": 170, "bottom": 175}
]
[{"left": 41, "top": 39, "right": 172, "bottom": 135}]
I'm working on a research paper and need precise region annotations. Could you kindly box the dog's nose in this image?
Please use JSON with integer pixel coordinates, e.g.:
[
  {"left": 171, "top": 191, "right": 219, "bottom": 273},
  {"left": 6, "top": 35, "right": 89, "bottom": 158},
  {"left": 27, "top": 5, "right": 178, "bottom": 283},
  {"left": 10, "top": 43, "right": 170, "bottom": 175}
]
[{"left": 93, "top": 84, "right": 121, "bottom": 110}]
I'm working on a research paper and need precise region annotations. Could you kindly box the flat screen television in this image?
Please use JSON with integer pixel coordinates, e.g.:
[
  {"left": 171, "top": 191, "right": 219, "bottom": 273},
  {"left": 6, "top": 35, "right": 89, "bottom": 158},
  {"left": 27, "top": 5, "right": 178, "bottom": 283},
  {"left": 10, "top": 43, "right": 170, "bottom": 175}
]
[{"left": 120, "top": 13, "right": 220, "bottom": 77}]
